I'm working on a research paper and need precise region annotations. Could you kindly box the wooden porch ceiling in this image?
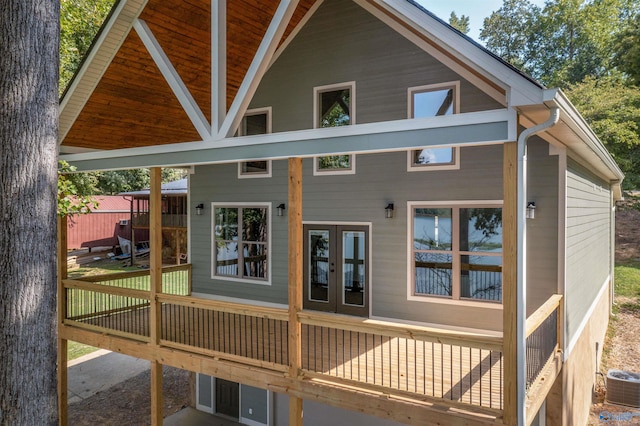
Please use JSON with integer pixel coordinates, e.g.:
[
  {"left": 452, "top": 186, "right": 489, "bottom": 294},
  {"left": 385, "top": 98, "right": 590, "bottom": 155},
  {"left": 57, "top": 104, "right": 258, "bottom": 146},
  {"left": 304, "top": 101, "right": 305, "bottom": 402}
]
[{"left": 61, "top": 0, "right": 317, "bottom": 151}]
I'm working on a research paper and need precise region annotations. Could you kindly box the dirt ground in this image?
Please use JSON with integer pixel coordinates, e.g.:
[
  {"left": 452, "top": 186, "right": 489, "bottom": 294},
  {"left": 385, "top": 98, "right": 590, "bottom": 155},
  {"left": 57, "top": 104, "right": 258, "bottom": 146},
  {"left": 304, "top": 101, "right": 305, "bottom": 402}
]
[
  {"left": 68, "top": 365, "right": 191, "bottom": 425},
  {"left": 67, "top": 210, "right": 640, "bottom": 425}
]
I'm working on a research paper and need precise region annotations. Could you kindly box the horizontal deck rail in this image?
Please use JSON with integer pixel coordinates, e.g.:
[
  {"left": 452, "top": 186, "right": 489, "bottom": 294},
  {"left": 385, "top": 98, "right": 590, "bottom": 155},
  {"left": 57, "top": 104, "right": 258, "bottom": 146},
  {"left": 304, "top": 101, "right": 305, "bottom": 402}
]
[{"left": 62, "top": 264, "right": 191, "bottom": 340}]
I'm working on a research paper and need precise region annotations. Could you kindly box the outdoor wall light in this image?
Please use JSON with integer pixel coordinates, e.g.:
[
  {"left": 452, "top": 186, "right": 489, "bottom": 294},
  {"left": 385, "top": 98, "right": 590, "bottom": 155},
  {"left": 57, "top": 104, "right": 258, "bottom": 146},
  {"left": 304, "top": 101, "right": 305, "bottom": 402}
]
[
  {"left": 385, "top": 203, "right": 394, "bottom": 219},
  {"left": 277, "top": 203, "right": 286, "bottom": 217},
  {"left": 195, "top": 203, "right": 204, "bottom": 215},
  {"left": 526, "top": 202, "right": 536, "bottom": 219}
]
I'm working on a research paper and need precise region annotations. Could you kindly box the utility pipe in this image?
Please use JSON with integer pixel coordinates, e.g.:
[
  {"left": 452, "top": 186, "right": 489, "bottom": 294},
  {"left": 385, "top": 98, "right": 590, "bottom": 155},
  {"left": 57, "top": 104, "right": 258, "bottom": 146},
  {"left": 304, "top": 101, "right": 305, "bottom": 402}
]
[{"left": 516, "top": 107, "right": 560, "bottom": 424}]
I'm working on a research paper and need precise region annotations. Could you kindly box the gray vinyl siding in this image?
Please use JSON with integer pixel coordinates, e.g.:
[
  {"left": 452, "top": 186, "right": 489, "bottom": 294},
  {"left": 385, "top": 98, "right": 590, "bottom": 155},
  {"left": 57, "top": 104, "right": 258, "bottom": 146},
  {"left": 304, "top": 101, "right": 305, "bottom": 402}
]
[
  {"left": 526, "top": 137, "right": 559, "bottom": 315},
  {"left": 191, "top": 144, "right": 506, "bottom": 331},
  {"left": 190, "top": 163, "right": 289, "bottom": 304},
  {"left": 250, "top": 0, "right": 503, "bottom": 132},
  {"left": 565, "top": 157, "right": 611, "bottom": 344}
]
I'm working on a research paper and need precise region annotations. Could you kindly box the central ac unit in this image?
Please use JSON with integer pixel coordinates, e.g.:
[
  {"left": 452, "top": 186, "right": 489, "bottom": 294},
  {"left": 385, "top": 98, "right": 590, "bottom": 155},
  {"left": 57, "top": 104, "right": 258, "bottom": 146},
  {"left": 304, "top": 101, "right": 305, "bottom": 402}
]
[{"left": 606, "top": 369, "right": 640, "bottom": 407}]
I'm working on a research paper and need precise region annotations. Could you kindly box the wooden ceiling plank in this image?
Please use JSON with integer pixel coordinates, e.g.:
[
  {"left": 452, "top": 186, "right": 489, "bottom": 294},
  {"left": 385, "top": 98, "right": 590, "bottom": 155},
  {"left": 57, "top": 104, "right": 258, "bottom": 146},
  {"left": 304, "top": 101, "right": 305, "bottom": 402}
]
[
  {"left": 219, "top": 0, "right": 301, "bottom": 139},
  {"left": 133, "top": 19, "right": 211, "bottom": 141}
]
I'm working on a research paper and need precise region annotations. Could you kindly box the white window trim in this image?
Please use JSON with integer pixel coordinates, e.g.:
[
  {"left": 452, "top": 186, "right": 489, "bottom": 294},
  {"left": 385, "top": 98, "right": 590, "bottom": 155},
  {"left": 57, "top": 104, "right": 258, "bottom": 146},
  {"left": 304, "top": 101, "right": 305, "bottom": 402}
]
[
  {"left": 406, "top": 200, "right": 503, "bottom": 307},
  {"left": 313, "top": 81, "right": 356, "bottom": 176},
  {"left": 238, "top": 107, "right": 273, "bottom": 179},
  {"left": 407, "top": 81, "right": 461, "bottom": 172},
  {"left": 211, "top": 202, "right": 272, "bottom": 285}
]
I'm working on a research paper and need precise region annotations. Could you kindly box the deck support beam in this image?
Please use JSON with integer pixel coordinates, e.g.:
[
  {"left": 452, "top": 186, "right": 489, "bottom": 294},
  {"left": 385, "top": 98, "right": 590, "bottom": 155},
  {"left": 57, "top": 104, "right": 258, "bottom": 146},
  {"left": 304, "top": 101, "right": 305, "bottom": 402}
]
[
  {"left": 503, "top": 142, "right": 518, "bottom": 425},
  {"left": 288, "top": 157, "right": 304, "bottom": 425},
  {"left": 150, "top": 167, "right": 163, "bottom": 424},
  {"left": 58, "top": 215, "right": 69, "bottom": 426}
]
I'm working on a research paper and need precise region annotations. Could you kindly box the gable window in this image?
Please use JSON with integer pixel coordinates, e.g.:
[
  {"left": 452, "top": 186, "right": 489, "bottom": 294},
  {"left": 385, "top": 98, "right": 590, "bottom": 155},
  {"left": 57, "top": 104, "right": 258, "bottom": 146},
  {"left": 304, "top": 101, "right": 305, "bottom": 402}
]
[
  {"left": 407, "top": 82, "right": 460, "bottom": 172},
  {"left": 409, "top": 202, "right": 502, "bottom": 303},
  {"left": 213, "top": 203, "right": 270, "bottom": 284},
  {"left": 237, "top": 108, "right": 272, "bottom": 178},
  {"left": 313, "top": 82, "right": 356, "bottom": 175}
]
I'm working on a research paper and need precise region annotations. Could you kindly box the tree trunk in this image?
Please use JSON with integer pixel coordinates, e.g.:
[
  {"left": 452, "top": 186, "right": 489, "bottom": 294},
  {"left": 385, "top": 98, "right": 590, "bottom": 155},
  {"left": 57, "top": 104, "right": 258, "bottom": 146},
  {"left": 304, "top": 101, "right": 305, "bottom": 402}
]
[{"left": 0, "top": 1, "right": 59, "bottom": 424}]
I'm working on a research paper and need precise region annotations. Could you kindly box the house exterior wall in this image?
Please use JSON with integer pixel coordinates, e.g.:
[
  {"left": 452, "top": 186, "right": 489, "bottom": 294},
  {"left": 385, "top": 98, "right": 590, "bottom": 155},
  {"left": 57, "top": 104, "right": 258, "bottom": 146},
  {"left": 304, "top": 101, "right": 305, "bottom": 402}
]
[
  {"left": 565, "top": 157, "right": 612, "bottom": 346},
  {"left": 250, "top": 0, "right": 503, "bottom": 132},
  {"left": 526, "top": 137, "right": 560, "bottom": 315},
  {"left": 191, "top": 144, "right": 514, "bottom": 331}
]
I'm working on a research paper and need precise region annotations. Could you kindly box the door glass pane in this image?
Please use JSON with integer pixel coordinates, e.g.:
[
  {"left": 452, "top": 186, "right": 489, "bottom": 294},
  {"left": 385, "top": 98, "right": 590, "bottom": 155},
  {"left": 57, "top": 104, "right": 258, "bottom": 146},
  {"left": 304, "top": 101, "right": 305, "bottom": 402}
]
[
  {"left": 308, "top": 230, "right": 329, "bottom": 303},
  {"left": 342, "top": 231, "right": 365, "bottom": 307}
]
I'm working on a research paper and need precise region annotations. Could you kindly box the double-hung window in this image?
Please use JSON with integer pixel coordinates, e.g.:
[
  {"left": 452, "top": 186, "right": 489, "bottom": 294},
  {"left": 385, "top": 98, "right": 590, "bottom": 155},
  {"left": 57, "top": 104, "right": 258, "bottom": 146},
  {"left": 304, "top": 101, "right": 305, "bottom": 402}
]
[
  {"left": 407, "top": 82, "right": 460, "bottom": 171},
  {"left": 237, "top": 108, "right": 272, "bottom": 178},
  {"left": 410, "top": 202, "right": 502, "bottom": 302},
  {"left": 313, "top": 82, "right": 356, "bottom": 175},
  {"left": 213, "top": 203, "right": 270, "bottom": 284}
]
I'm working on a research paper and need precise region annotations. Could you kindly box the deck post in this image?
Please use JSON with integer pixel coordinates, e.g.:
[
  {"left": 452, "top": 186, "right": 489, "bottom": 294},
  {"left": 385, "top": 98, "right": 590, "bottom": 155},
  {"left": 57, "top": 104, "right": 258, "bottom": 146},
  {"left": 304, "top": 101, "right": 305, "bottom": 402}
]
[
  {"left": 288, "top": 157, "right": 304, "bottom": 425},
  {"left": 57, "top": 215, "right": 68, "bottom": 426},
  {"left": 150, "top": 167, "right": 163, "bottom": 424},
  {"left": 503, "top": 142, "right": 518, "bottom": 424}
]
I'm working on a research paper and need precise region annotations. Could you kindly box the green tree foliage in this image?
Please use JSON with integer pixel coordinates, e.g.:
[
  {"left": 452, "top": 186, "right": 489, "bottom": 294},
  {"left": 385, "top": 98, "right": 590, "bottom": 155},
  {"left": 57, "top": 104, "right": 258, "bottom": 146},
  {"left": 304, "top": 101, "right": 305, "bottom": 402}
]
[
  {"left": 58, "top": 161, "right": 98, "bottom": 215},
  {"left": 60, "top": 0, "right": 114, "bottom": 94},
  {"left": 479, "top": 0, "right": 541, "bottom": 75},
  {"left": 480, "top": 0, "right": 634, "bottom": 87},
  {"left": 566, "top": 76, "right": 640, "bottom": 189},
  {"left": 614, "top": 12, "right": 640, "bottom": 84},
  {"left": 448, "top": 12, "right": 470, "bottom": 34}
]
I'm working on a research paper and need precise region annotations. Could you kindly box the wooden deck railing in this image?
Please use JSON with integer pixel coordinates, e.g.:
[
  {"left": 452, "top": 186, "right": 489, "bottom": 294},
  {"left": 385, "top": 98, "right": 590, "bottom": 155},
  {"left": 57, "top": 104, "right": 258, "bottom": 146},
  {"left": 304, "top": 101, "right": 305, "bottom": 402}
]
[
  {"left": 524, "top": 294, "right": 563, "bottom": 425},
  {"left": 61, "top": 270, "right": 505, "bottom": 414}
]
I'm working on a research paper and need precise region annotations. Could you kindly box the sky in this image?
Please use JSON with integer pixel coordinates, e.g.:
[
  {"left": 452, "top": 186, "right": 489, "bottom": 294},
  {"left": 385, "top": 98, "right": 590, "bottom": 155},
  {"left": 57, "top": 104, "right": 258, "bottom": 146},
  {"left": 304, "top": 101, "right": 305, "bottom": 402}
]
[{"left": 415, "top": 0, "right": 547, "bottom": 42}]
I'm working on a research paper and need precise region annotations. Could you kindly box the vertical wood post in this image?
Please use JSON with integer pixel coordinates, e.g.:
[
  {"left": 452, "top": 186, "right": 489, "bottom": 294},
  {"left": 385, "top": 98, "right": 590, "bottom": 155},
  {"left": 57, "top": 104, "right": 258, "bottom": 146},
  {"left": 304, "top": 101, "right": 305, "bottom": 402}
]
[
  {"left": 503, "top": 142, "right": 518, "bottom": 424},
  {"left": 57, "top": 215, "right": 68, "bottom": 426},
  {"left": 287, "top": 158, "right": 304, "bottom": 425},
  {"left": 149, "top": 167, "right": 163, "bottom": 424}
]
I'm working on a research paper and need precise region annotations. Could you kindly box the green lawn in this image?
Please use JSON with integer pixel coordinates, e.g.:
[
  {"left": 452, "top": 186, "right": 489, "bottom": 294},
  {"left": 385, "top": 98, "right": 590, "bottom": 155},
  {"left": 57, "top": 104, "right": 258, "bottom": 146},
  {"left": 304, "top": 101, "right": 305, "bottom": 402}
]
[
  {"left": 66, "top": 259, "right": 143, "bottom": 361},
  {"left": 614, "top": 261, "right": 640, "bottom": 299}
]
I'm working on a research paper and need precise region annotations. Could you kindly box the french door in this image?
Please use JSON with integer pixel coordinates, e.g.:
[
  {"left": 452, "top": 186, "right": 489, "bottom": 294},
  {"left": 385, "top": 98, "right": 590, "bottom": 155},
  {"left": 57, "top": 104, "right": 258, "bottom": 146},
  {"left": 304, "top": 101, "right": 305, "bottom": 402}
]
[{"left": 303, "top": 224, "right": 369, "bottom": 317}]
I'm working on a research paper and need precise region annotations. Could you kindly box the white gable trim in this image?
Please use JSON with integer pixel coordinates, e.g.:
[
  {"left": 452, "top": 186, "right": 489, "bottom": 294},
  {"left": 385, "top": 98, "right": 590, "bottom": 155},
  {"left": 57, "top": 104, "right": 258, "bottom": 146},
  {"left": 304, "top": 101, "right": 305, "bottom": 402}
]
[
  {"left": 133, "top": 19, "right": 211, "bottom": 141},
  {"left": 212, "top": 0, "right": 227, "bottom": 133},
  {"left": 59, "top": 0, "right": 149, "bottom": 143},
  {"left": 218, "top": 0, "right": 301, "bottom": 139}
]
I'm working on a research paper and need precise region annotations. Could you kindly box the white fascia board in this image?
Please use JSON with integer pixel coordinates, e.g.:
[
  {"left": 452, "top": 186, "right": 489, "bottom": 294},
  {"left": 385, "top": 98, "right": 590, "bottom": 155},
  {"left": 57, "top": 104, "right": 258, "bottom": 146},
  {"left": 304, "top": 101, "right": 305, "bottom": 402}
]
[
  {"left": 212, "top": 0, "right": 226, "bottom": 133},
  {"left": 59, "top": 0, "right": 149, "bottom": 143},
  {"left": 372, "top": 0, "right": 544, "bottom": 107},
  {"left": 544, "top": 89, "right": 624, "bottom": 183},
  {"left": 134, "top": 19, "right": 211, "bottom": 140},
  {"left": 218, "top": 0, "right": 300, "bottom": 139},
  {"left": 60, "top": 109, "right": 514, "bottom": 171}
]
